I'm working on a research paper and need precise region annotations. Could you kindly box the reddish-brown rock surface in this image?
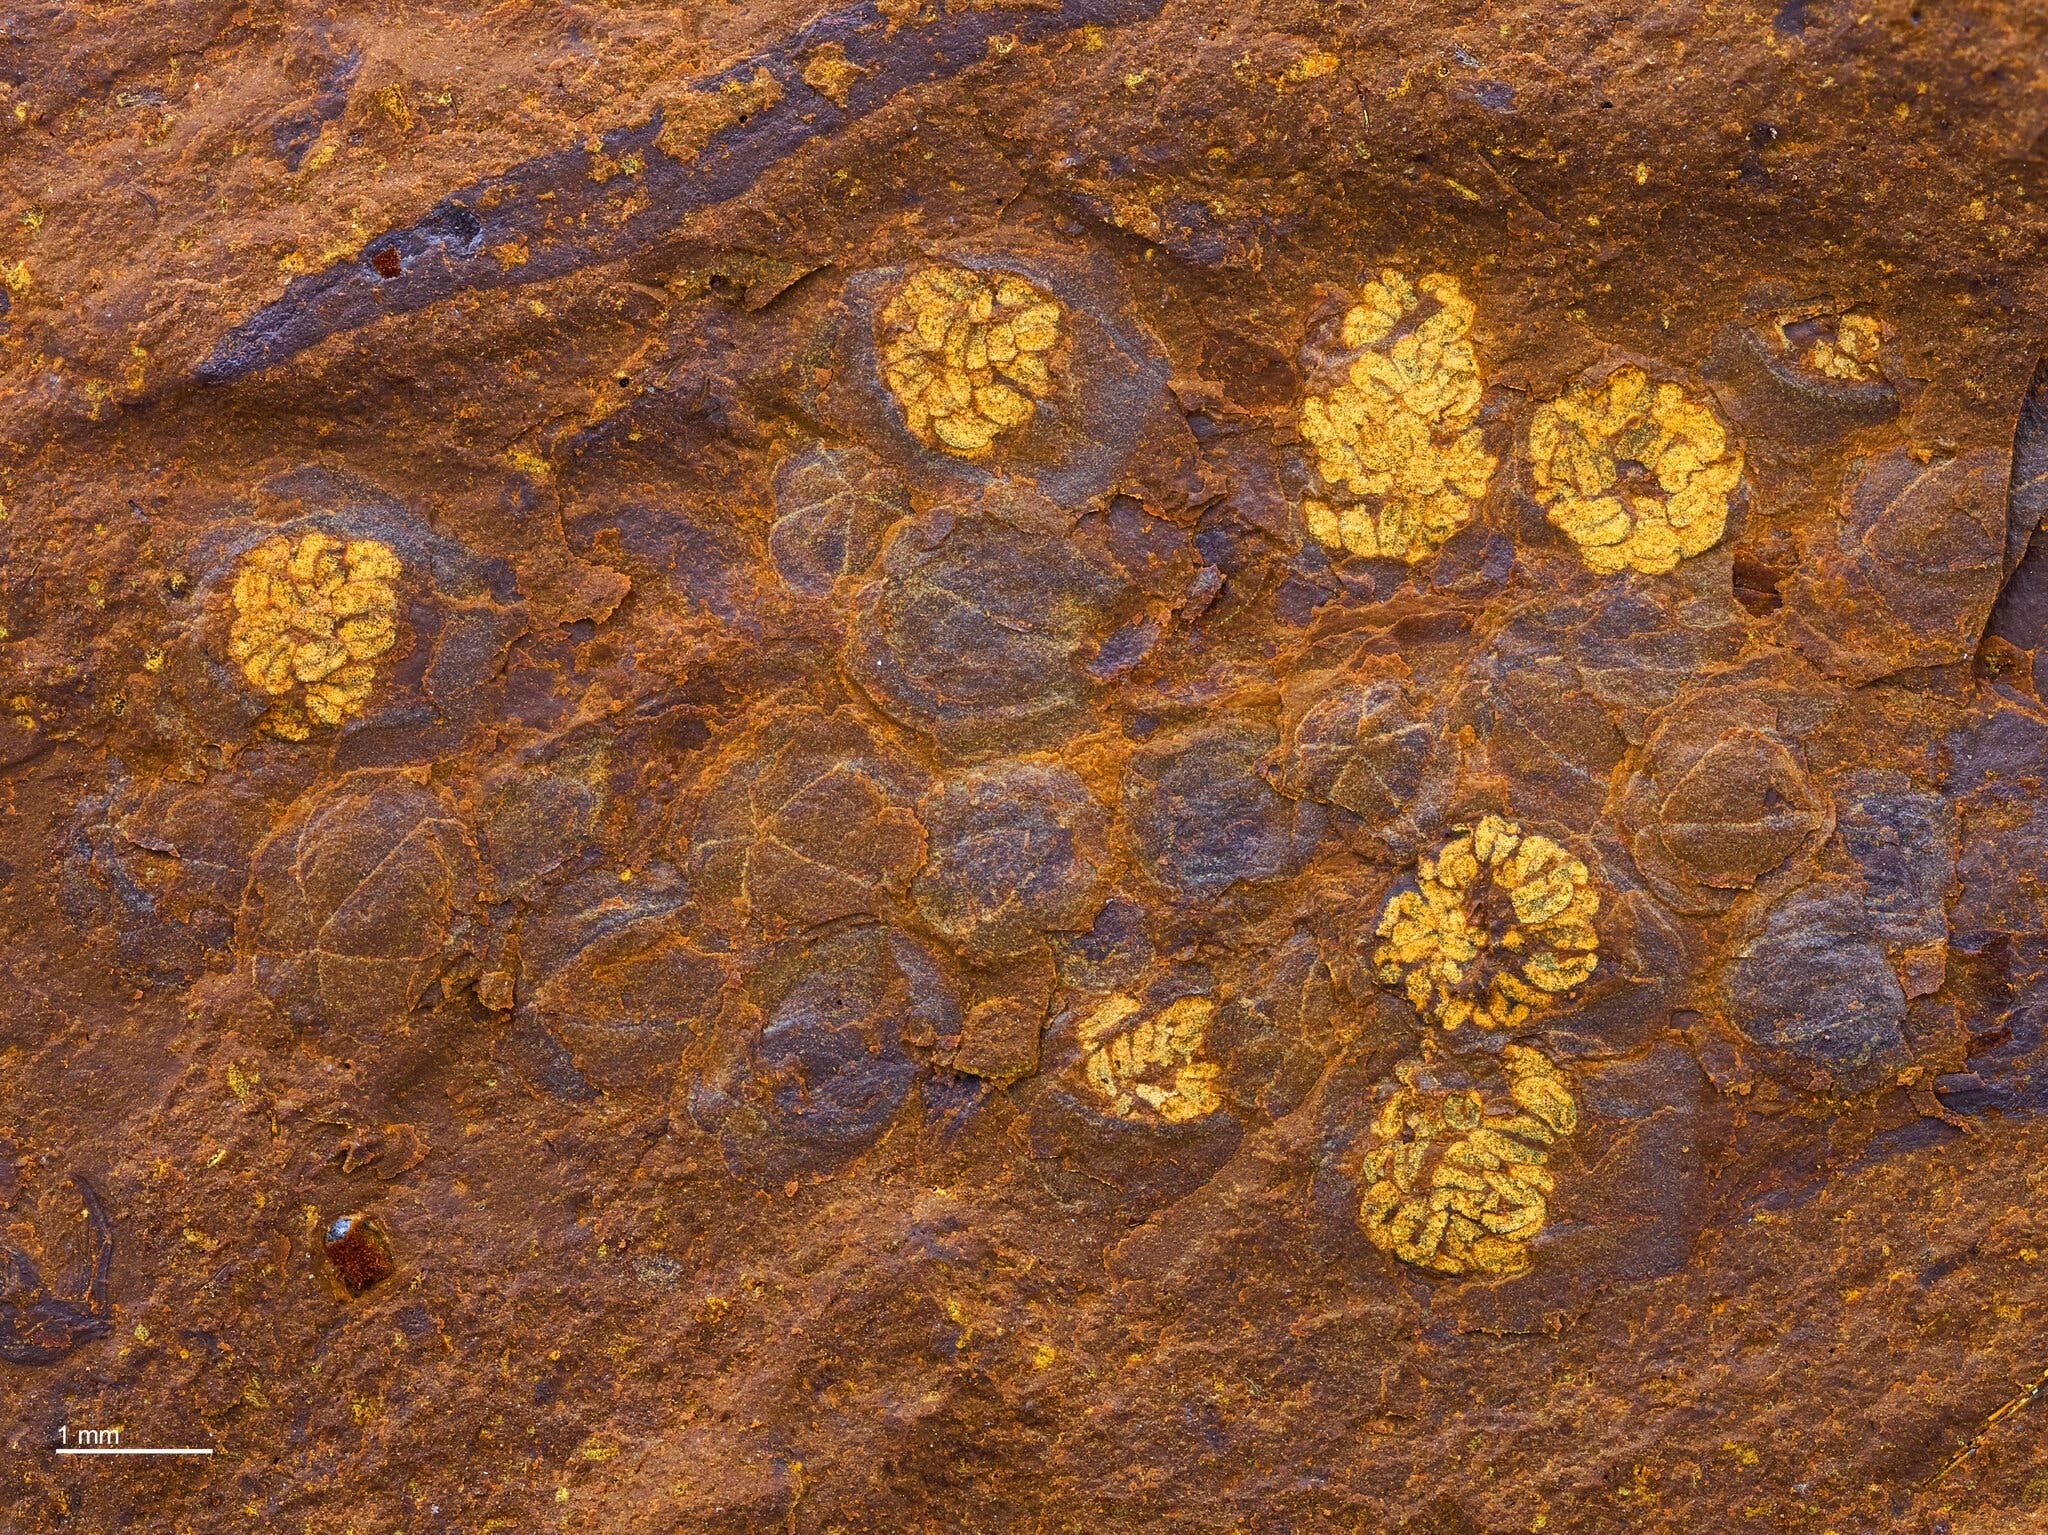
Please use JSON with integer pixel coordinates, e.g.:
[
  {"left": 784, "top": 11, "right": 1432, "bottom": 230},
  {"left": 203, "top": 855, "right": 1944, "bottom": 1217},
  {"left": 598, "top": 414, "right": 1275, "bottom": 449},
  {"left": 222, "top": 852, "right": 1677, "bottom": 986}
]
[{"left": 4, "top": 2, "right": 2048, "bottom": 1530}]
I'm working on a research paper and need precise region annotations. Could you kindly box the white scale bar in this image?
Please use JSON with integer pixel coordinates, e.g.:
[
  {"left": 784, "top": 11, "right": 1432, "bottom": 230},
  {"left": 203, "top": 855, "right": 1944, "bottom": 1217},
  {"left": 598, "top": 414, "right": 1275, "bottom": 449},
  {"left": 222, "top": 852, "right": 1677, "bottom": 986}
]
[{"left": 57, "top": 1448, "right": 214, "bottom": 1456}]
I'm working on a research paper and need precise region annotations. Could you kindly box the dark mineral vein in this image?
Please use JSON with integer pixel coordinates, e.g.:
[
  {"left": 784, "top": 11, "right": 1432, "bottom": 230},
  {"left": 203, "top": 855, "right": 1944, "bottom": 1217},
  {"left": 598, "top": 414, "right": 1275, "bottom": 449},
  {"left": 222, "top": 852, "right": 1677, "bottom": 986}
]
[{"left": 194, "top": 0, "right": 1166, "bottom": 382}]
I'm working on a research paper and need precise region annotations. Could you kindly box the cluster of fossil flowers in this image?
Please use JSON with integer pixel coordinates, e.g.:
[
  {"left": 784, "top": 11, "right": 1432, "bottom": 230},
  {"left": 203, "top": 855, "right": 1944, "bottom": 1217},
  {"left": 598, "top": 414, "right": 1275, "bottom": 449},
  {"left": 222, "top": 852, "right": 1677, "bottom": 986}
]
[
  {"left": 877, "top": 265, "right": 1066, "bottom": 457},
  {"left": 227, "top": 532, "right": 401, "bottom": 740},
  {"left": 1359, "top": 1043, "right": 1578, "bottom": 1277},
  {"left": 1299, "top": 270, "right": 1498, "bottom": 564},
  {"left": 1526, "top": 364, "right": 1744, "bottom": 576},
  {"left": 1374, "top": 815, "right": 1599, "bottom": 1031},
  {"left": 1078, "top": 994, "right": 1222, "bottom": 1123}
]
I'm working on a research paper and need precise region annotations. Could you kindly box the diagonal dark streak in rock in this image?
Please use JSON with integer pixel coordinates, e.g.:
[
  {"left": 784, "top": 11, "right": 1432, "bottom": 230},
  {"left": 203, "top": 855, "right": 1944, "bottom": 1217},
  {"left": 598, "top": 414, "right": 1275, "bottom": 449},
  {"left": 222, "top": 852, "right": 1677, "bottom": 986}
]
[{"left": 195, "top": 0, "right": 1167, "bottom": 383}]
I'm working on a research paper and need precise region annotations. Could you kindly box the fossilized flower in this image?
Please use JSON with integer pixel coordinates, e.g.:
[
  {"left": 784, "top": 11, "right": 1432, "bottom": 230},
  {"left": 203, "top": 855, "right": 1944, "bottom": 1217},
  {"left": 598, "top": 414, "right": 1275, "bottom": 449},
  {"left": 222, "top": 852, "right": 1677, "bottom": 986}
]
[
  {"left": 1800, "top": 311, "right": 1883, "bottom": 382},
  {"left": 1299, "top": 270, "right": 1497, "bottom": 563},
  {"left": 1373, "top": 815, "right": 1598, "bottom": 1030},
  {"left": 877, "top": 265, "right": 1066, "bottom": 457},
  {"left": 1359, "top": 1043, "right": 1577, "bottom": 1277},
  {"left": 1527, "top": 365, "right": 1743, "bottom": 576},
  {"left": 227, "top": 532, "right": 401, "bottom": 740},
  {"left": 1078, "top": 993, "right": 1221, "bottom": 1123}
]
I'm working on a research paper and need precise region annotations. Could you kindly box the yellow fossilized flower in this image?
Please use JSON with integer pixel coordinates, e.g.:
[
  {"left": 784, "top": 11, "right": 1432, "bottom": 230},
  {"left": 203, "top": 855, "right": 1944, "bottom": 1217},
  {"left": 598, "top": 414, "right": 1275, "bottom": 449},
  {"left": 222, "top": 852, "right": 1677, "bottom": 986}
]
[
  {"left": 1299, "top": 270, "right": 1498, "bottom": 563},
  {"left": 226, "top": 531, "right": 401, "bottom": 741},
  {"left": 1801, "top": 311, "right": 1883, "bottom": 381},
  {"left": 1078, "top": 994, "right": 1221, "bottom": 1123},
  {"left": 1374, "top": 815, "right": 1598, "bottom": 1031},
  {"left": 1360, "top": 1043, "right": 1577, "bottom": 1277},
  {"left": 877, "top": 265, "right": 1066, "bottom": 457},
  {"left": 1527, "top": 365, "right": 1742, "bottom": 576}
]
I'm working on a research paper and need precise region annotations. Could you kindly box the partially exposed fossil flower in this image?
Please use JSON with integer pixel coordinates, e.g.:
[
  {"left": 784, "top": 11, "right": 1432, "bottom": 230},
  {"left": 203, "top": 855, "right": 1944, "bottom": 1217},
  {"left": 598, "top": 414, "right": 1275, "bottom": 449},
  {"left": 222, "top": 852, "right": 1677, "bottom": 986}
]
[
  {"left": 226, "top": 532, "right": 401, "bottom": 740},
  {"left": 1078, "top": 993, "right": 1221, "bottom": 1123},
  {"left": 1618, "top": 716, "right": 1830, "bottom": 915},
  {"left": 1373, "top": 815, "right": 1598, "bottom": 1030},
  {"left": 1299, "top": 270, "right": 1497, "bottom": 563},
  {"left": 1359, "top": 1043, "right": 1577, "bottom": 1277},
  {"left": 1527, "top": 365, "right": 1743, "bottom": 576},
  {"left": 1798, "top": 311, "right": 1883, "bottom": 382},
  {"left": 877, "top": 265, "right": 1067, "bottom": 457}
]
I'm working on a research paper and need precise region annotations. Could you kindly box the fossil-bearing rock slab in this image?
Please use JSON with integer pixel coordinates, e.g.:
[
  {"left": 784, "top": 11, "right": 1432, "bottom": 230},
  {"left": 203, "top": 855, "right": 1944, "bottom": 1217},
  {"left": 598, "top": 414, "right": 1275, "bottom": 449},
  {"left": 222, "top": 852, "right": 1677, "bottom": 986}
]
[{"left": 4, "top": 2, "right": 2048, "bottom": 1531}]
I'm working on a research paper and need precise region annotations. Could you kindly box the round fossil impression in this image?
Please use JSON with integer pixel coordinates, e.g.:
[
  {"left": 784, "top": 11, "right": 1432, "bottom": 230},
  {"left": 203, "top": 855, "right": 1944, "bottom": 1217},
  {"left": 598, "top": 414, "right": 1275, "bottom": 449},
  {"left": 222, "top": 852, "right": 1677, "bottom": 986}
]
[
  {"left": 226, "top": 530, "right": 402, "bottom": 740},
  {"left": 1372, "top": 815, "right": 1600, "bottom": 1031},
  {"left": 876, "top": 264, "right": 1069, "bottom": 458},
  {"left": 1527, "top": 365, "right": 1744, "bottom": 576}
]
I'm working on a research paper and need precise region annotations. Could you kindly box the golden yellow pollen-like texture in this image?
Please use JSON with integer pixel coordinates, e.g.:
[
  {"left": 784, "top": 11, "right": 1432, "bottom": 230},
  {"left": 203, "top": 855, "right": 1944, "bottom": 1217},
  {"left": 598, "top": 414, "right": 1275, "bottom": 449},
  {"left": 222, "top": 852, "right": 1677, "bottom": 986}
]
[
  {"left": 1078, "top": 994, "right": 1222, "bottom": 1123},
  {"left": 1360, "top": 1044, "right": 1578, "bottom": 1277},
  {"left": 1527, "top": 365, "right": 1743, "bottom": 576},
  {"left": 1804, "top": 312, "right": 1884, "bottom": 381},
  {"left": 876, "top": 265, "right": 1066, "bottom": 457},
  {"left": 1298, "top": 270, "right": 1497, "bottom": 563},
  {"left": 226, "top": 531, "right": 401, "bottom": 741},
  {"left": 1374, "top": 815, "right": 1599, "bottom": 1031}
]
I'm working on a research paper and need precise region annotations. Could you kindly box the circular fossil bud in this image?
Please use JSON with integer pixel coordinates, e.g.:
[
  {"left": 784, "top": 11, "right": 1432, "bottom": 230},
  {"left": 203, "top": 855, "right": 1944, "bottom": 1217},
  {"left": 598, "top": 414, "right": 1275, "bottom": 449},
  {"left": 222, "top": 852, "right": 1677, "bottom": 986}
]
[
  {"left": 1787, "top": 447, "right": 2010, "bottom": 684},
  {"left": 688, "top": 704, "right": 928, "bottom": 929},
  {"left": 1372, "top": 816, "right": 1599, "bottom": 1031},
  {"left": 225, "top": 530, "right": 402, "bottom": 740},
  {"left": 691, "top": 923, "right": 952, "bottom": 1184},
  {"left": 910, "top": 760, "right": 1109, "bottom": 961},
  {"left": 1125, "top": 719, "right": 1321, "bottom": 898},
  {"left": 1723, "top": 875, "right": 1908, "bottom": 1091},
  {"left": 60, "top": 761, "right": 304, "bottom": 983},
  {"left": 876, "top": 265, "right": 1068, "bottom": 458},
  {"left": 237, "top": 770, "right": 482, "bottom": 1031},
  {"left": 1619, "top": 716, "right": 1830, "bottom": 916},
  {"left": 519, "top": 867, "right": 729, "bottom": 1095},
  {"left": 156, "top": 472, "right": 522, "bottom": 766},
  {"left": 843, "top": 485, "right": 1130, "bottom": 758},
  {"left": 768, "top": 443, "right": 909, "bottom": 595},
  {"left": 1358, "top": 1043, "right": 1578, "bottom": 1279},
  {"left": 1274, "top": 675, "right": 1439, "bottom": 827},
  {"left": 1527, "top": 364, "right": 1744, "bottom": 575},
  {"left": 1298, "top": 270, "right": 1498, "bottom": 564}
]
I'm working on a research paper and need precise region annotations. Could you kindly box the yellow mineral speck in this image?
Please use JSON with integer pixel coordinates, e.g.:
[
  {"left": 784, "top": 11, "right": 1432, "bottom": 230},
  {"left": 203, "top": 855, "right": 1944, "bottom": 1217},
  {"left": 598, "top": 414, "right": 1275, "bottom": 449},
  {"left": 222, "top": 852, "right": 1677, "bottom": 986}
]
[
  {"left": 506, "top": 446, "right": 550, "bottom": 479},
  {"left": 1282, "top": 50, "right": 1341, "bottom": 85},
  {"left": 226, "top": 530, "right": 401, "bottom": 739},
  {"left": 1298, "top": 270, "right": 1497, "bottom": 564},
  {"left": 1802, "top": 311, "right": 1883, "bottom": 381},
  {"left": 1359, "top": 1043, "right": 1578, "bottom": 1277},
  {"left": 1374, "top": 815, "right": 1599, "bottom": 1031},
  {"left": 654, "top": 67, "right": 784, "bottom": 163},
  {"left": 800, "top": 42, "right": 866, "bottom": 108},
  {"left": 1526, "top": 364, "right": 1742, "bottom": 576},
  {"left": 373, "top": 84, "right": 413, "bottom": 132},
  {"left": 1078, "top": 994, "right": 1222, "bottom": 1123},
  {"left": 2, "top": 259, "right": 30, "bottom": 295},
  {"left": 876, "top": 264, "right": 1067, "bottom": 458}
]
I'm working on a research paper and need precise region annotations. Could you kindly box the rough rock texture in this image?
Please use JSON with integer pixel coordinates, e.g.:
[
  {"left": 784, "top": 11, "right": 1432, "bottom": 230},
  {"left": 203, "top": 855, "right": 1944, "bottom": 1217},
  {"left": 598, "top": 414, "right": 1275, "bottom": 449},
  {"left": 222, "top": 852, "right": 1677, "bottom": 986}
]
[{"left": 4, "top": 2, "right": 2048, "bottom": 1532}]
